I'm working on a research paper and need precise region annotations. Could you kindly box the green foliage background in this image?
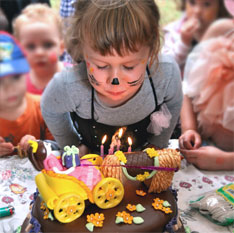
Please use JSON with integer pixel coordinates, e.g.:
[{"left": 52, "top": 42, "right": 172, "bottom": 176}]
[{"left": 50, "top": 0, "right": 182, "bottom": 26}]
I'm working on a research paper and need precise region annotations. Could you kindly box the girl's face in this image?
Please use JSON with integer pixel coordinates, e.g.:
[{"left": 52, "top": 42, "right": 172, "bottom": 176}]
[
  {"left": 0, "top": 74, "right": 26, "bottom": 111},
  {"left": 83, "top": 44, "right": 150, "bottom": 107},
  {"left": 186, "top": 0, "right": 219, "bottom": 33},
  {"left": 19, "top": 21, "right": 64, "bottom": 75}
]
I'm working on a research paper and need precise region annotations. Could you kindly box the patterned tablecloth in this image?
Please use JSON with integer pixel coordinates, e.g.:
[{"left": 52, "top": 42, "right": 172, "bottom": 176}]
[
  {"left": 169, "top": 140, "right": 234, "bottom": 233},
  {"left": 0, "top": 155, "right": 38, "bottom": 233},
  {"left": 0, "top": 140, "right": 233, "bottom": 233}
]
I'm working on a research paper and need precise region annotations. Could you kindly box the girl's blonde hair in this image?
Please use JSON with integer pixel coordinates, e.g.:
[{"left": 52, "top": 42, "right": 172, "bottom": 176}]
[
  {"left": 66, "top": 0, "right": 161, "bottom": 66},
  {"left": 13, "top": 3, "right": 62, "bottom": 39}
]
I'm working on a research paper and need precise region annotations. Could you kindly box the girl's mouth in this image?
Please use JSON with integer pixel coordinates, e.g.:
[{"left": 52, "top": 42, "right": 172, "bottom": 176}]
[{"left": 106, "top": 90, "right": 125, "bottom": 96}]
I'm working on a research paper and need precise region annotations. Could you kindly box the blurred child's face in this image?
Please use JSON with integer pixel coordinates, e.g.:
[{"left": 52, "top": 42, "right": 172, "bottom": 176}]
[
  {"left": 18, "top": 21, "right": 64, "bottom": 75},
  {"left": 186, "top": 0, "right": 219, "bottom": 34},
  {"left": 0, "top": 75, "right": 26, "bottom": 111},
  {"left": 83, "top": 44, "right": 150, "bottom": 107}
]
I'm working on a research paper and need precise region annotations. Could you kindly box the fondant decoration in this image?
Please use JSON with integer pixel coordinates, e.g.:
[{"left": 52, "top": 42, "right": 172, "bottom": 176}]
[
  {"left": 163, "top": 201, "right": 171, "bottom": 207},
  {"left": 86, "top": 222, "right": 94, "bottom": 232},
  {"left": 136, "top": 172, "right": 150, "bottom": 181},
  {"left": 126, "top": 204, "right": 136, "bottom": 212},
  {"left": 62, "top": 145, "right": 80, "bottom": 168},
  {"left": 136, "top": 204, "right": 146, "bottom": 212},
  {"left": 136, "top": 190, "right": 146, "bottom": 196},
  {"left": 116, "top": 211, "right": 133, "bottom": 224},
  {"left": 86, "top": 213, "right": 104, "bottom": 229},
  {"left": 115, "top": 216, "right": 124, "bottom": 224},
  {"left": 101, "top": 148, "right": 181, "bottom": 193},
  {"left": 152, "top": 198, "right": 172, "bottom": 214},
  {"left": 133, "top": 216, "right": 144, "bottom": 224},
  {"left": 27, "top": 140, "right": 60, "bottom": 171},
  {"left": 100, "top": 154, "right": 123, "bottom": 182},
  {"left": 35, "top": 152, "right": 124, "bottom": 223}
]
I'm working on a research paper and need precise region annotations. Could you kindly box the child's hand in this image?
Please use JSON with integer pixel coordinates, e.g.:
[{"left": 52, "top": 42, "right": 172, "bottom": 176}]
[
  {"left": 181, "top": 17, "right": 201, "bottom": 45},
  {"left": 78, "top": 144, "right": 90, "bottom": 157},
  {"left": 0, "top": 136, "right": 14, "bottom": 156},
  {"left": 179, "top": 129, "right": 201, "bottom": 150},
  {"left": 180, "top": 146, "right": 233, "bottom": 170},
  {"left": 19, "top": 135, "right": 36, "bottom": 153}
]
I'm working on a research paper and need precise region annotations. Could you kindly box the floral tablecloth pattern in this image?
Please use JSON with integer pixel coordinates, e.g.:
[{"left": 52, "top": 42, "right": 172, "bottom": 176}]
[
  {"left": 169, "top": 140, "right": 234, "bottom": 233},
  {"left": 0, "top": 155, "right": 38, "bottom": 233}
]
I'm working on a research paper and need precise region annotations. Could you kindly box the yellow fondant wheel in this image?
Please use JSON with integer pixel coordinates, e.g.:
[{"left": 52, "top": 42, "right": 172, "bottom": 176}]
[
  {"left": 93, "top": 177, "right": 124, "bottom": 209},
  {"left": 54, "top": 193, "right": 85, "bottom": 223}
]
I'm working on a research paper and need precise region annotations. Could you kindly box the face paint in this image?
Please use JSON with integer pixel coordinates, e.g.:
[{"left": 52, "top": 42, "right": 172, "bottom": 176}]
[
  {"left": 111, "top": 77, "right": 120, "bottom": 85},
  {"left": 88, "top": 74, "right": 101, "bottom": 86},
  {"left": 127, "top": 74, "right": 144, "bottom": 86},
  {"left": 49, "top": 52, "right": 57, "bottom": 64},
  {"left": 89, "top": 67, "right": 94, "bottom": 73}
]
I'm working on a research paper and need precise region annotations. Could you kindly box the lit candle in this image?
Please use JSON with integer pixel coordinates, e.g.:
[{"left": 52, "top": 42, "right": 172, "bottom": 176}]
[
  {"left": 117, "top": 128, "right": 123, "bottom": 151},
  {"left": 100, "top": 135, "right": 107, "bottom": 158},
  {"left": 127, "top": 137, "right": 132, "bottom": 152}
]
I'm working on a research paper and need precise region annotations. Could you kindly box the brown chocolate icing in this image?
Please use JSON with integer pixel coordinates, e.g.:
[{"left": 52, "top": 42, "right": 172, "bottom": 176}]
[
  {"left": 125, "top": 151, "right": 154, "bottom": 176},
  {"left": 21, "top": 181, "right": 179, "bottom": 233},
  {"left": 28, "top": 141, "right": 47, "bottom": 171}
]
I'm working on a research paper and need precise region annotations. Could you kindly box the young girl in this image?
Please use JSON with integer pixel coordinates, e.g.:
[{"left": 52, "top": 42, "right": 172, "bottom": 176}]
[
  {"left": 162, "top": 0, "right": 230, "bottom": 73},
  {"left": 179, "top": 18, "right": 234, "bottom": 170},
  {"left": 41, "top": 0, "right": 183, "bottom": 156},
  {"left": 13, "top": 3, "right": 68, "bottom": 95}
]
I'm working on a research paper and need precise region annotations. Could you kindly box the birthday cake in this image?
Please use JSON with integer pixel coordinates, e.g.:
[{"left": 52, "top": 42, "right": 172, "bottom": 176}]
[{"left": 21, "top": 141, "right": 183, "bottom": 233}]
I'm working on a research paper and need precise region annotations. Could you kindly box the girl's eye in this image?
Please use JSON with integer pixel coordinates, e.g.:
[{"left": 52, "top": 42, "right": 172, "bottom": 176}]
[
  {"left": 188, "top": 0, "right": 196, "bottom": 5},
  {"left": 13, "top": 75, "right": 21, "bottom": 80},
  {"left": 25, "top": 43, "right": 35, "bottom": 50},
  {"left": 43, "top": 42, "right": 54, "bottom": 49},
  {"left": 124, "top": 66, "right": 134, "bottom": 70},
  {"left": 97, "top": 65, "right": 108, "bottom": 70},
  {"left": 203, "top": 1, "right": 211, "bottom": 7}
]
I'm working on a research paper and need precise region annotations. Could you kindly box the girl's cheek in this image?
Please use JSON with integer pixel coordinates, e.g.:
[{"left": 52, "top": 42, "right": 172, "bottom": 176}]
[{"left": 49, "top": 52, "right": 58, "bottom": 64}]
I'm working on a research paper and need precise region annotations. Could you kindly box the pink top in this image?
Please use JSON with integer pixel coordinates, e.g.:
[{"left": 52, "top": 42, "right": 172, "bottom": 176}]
[
  {"left": 161, "top": 14, "right": 192, "bottom": 70},
  {"left": 26, "top": 62, "right": 72, "bottom": 95},
  {"left": 183, "top": 37, "right": 234, "bottom": 151}
]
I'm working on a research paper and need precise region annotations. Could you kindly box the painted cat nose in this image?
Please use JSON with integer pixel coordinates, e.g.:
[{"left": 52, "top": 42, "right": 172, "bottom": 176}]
[{"left": 111, "top": 77, "right": 120, "bottom": 85}]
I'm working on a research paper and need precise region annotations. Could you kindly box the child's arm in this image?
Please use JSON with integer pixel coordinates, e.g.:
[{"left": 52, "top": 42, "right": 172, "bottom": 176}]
[
  {"left": 180, "top": 146, "right": 234, "bottom": 171},
  {"left": 0, "top": 136, "right": 14, "bottom": 156},
  {"left": 179, "top": 95, "right": 201, "bottom": 150}
]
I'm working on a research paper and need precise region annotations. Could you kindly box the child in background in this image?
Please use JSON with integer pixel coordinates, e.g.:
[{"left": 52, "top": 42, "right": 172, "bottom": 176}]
[
  {"left": 179, "top": 18, "right": 234, "bottom": 171},
  {"left": 162, "top": 0, "right": 230, "bottom": 73},
  {"left": 13, "top": 3, "right": 67, "bottom": 95},
  {"left": 0, "top": 31, "right": 53, "bottom": 157},
  {"left": 41, "top": 0, "right": 183, "bottom": 156}
]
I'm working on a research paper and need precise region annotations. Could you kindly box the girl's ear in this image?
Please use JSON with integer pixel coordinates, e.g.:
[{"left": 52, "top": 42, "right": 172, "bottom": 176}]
[{"left": 59, "top": 39, "right": 65, "bottom": 56}]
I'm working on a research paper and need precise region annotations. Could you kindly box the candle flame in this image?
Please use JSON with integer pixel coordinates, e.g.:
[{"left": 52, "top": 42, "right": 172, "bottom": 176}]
[
  {"left": 128, "top": 137, "right": 132, "bottom": 146},
  {"left": 118, "top": 128, "right": 123, "bottom": 138},
  {"left": 102, "top": 135, "right": 107, "bottom": 144}
]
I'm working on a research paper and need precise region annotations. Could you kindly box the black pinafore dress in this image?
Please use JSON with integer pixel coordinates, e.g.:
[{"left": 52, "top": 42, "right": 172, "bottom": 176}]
[{"left": 70, "top": 67, "right": 159, "bottom": 154}]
